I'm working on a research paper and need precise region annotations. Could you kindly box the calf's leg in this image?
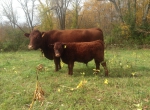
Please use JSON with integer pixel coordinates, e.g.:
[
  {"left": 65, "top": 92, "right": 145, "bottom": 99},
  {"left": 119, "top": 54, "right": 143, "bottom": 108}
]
[
  {"left": 101, "top": 61, "right": 108, "bottom": 76},
  {"left": 57, "top": 58, "right": 61, "bottom": 70},
  {"left": 54, "top": 57, "right": 61, "bottom": 71},
  {"left": 68, "top": 62, "right": 74, "bottom": 75},
  {"left": 94, "top": 60, "right": 100, "bottom": 70},
  {"left": 94, "top": 60, "right": 100, "bottom": 75}
]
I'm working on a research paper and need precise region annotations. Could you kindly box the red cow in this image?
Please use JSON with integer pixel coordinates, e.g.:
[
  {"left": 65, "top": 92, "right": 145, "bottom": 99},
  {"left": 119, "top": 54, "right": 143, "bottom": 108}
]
[
  {"left": 51, "top": 40, "right": 108, "bottom": 76},
  {"left": 24, "top": 28, "right": 104, "bottom": 71}
]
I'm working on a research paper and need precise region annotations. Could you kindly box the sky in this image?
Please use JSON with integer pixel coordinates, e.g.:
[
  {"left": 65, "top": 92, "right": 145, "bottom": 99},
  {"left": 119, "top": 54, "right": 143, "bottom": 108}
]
[
  {"left": 0, "top": 0, "right": 26, "bottom": 23},
  {"left": 0, "top": 0, "right": 85, "bottom": 24}
]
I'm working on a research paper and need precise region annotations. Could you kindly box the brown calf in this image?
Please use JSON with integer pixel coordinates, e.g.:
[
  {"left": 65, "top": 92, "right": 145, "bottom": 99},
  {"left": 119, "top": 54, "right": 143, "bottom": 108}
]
[{"left": 52, "top": 40, "right": 108, "bottom": 76}]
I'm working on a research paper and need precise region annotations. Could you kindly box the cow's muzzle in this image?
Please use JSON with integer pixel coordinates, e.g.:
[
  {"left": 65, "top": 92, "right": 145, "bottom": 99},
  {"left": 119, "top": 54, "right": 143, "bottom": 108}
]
[{"left": 28, "top": 45, "right": 33, "bottom": 49}]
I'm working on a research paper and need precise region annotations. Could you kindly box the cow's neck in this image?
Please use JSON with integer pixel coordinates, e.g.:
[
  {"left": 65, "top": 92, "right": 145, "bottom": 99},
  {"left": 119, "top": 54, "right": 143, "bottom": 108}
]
[
  {"left": 40, "top": 46, "right": 48, "bottom": 56},
  {"left": 40, "top": 46, "right": 54, "bottom": 60},
  {"left": 40, "top": 37, "right": 48, "bottom": 54},
  {"left": 39, "top": 35, "right": 54, "bottom": 59}
]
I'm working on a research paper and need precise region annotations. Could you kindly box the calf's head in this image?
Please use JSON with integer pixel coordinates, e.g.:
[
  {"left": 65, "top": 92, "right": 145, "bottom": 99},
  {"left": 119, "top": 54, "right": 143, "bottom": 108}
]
[
  {"left": 52, "top": 42, "right": 66, "bottom": 57},
  {"left": 24, "top": 30, "right": 45, "bottom": 50}
]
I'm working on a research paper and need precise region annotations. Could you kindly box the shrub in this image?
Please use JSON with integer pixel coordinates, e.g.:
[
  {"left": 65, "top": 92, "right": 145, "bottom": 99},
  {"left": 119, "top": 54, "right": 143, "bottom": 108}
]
[{"left": 0, "top": 28, "right": 29, "bottom": 51}]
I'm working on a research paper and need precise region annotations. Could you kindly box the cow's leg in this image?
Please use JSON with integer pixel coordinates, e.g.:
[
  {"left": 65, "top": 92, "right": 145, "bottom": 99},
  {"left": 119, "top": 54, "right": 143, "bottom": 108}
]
[
  {"left": 68, "top": 62, "right": 74, "bottom": 75},
  {"left": 101, "top": 61, "right": 108, "bottom": 76}
]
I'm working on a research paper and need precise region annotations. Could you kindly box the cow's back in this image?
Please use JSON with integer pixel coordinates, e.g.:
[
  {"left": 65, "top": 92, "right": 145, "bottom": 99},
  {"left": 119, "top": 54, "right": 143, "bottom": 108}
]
[{"left": 46, "top": 28, "right": 103, "bottom": 43}]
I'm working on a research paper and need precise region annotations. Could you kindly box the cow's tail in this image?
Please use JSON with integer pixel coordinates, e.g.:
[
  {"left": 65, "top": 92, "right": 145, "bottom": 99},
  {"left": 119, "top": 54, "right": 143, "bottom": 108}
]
[{"left": 96, "top": 28, "right": 104, "bottom": 41}]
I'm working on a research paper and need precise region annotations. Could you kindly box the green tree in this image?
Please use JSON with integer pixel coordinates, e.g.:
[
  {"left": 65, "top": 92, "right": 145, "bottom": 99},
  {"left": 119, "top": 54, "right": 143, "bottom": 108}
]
[
  {"left": 71, "top": 0, "right": 82, "bottom": 29},
  {"left": 37, "top": 0, "right": 54, "bottom": 31}
]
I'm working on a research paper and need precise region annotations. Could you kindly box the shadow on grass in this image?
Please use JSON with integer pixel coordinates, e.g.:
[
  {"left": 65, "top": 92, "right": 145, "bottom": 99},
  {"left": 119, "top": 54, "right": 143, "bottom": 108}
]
[
  {"left": 46, "top": 61, "right": 150, "bottom": 78},
  {"left": 66, "top": 65, "right": 150, "bottom": 78},
  {"left": 108, "top": 66, "right": 150, "bottom": 78}
]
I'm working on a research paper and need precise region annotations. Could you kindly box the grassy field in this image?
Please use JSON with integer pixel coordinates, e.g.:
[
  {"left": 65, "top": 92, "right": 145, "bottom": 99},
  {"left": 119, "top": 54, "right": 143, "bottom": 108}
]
[{"left": 0, "top": 49, "right": 150, "bottom": 110}]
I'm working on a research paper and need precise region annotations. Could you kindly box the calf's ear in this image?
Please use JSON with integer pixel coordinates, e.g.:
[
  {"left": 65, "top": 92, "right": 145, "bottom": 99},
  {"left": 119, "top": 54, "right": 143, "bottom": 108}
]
[
  {"left": 62, "top": 44, "right": 67, "bottom": 49},
  {"left": 24, "top": 33, "right": 30, "bottom": 37}
]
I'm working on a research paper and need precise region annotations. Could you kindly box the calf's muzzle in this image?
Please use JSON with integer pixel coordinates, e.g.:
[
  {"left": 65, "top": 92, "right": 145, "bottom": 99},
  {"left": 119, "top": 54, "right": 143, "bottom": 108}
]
[{"left": 55, "top": 53, "right": 60, "bottom": 57}]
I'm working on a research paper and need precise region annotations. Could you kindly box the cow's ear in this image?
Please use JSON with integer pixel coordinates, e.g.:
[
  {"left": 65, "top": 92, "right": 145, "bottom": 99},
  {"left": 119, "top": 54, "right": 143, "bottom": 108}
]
[
  {"left": 49, "top": 44, "right": 54, "bottom": 48},
  {"left": 24, "top": 33, "right": 30, "bottom": 37},
  {"left": 41, "top": 32, "right": 45, "bottom": 38}
]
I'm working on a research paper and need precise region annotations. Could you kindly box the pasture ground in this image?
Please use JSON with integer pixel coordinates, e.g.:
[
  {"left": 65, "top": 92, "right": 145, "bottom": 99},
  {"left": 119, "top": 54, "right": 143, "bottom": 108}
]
[{"left": 0, "top": 48, "right": 150, "bottom": 110}]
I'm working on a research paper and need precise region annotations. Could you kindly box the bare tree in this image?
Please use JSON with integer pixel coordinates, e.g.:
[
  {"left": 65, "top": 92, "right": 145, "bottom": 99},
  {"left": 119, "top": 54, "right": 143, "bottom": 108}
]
[
  {"left": 51, "top": 0, "right": 72, "bottom": 30},
  {"left": 2, "top": 0, "right": 18, "bottom": 28},
  {"left": 71, "top": 0, "right": 82, "bottom": 28},
  {"left": 17, "top": 0, "right": 37, "bottom": 31},
  {"left": 133, "top": 0, "right": 136, "bottom": 28},
  {"left": 98, "top": 0, "right": 124, "bottom": 23}
]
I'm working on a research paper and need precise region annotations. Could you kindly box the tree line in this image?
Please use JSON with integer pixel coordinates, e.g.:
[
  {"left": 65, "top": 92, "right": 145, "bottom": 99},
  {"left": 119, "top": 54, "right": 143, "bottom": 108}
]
[{"left": 0, "top": 0, "right": 150, "bottom": 51}]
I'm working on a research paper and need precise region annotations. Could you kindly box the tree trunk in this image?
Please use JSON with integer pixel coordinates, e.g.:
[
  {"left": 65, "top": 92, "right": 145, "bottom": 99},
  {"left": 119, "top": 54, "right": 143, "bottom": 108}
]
[
  {"left": 142, "top": 0, "right": 150, "bottom": 26},
  {"left": 109, "top": 0, "right": 124, "bottom": 23}
]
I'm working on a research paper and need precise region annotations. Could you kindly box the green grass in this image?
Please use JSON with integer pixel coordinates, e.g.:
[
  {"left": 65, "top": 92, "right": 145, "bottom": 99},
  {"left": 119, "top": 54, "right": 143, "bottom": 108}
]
[{"left": 0, "top": 49, "right": 150, "bottom": 110}]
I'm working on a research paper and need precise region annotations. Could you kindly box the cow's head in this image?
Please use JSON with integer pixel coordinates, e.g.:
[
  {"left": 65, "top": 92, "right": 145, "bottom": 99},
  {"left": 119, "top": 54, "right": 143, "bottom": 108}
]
[
  {"left": 24, "top": 30, "right": 45, "bottom": 50},
  {"left": 50, "top": 42, "right": 66, "bottom": 57}
]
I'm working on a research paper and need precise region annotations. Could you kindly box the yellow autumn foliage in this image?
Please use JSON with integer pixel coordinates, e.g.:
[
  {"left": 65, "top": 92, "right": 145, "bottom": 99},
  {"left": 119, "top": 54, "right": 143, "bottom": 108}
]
[{"left": 120, "top": 23, "right": 130, "bottom": 38}]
